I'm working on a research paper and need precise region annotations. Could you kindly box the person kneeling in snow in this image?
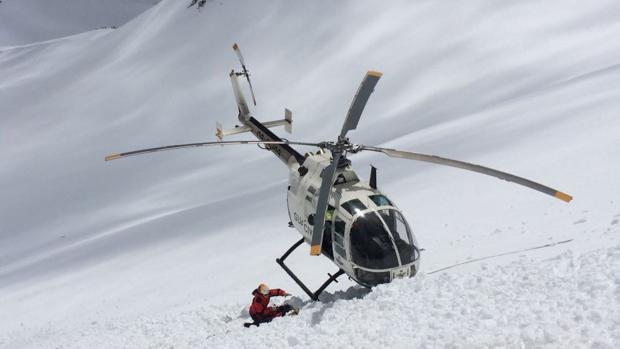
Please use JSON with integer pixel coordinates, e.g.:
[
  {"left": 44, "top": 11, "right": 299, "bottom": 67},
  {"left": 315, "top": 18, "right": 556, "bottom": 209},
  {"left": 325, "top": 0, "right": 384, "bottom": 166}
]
[{"left": 245, "top": 283, "right": 297, "bottom": 327}]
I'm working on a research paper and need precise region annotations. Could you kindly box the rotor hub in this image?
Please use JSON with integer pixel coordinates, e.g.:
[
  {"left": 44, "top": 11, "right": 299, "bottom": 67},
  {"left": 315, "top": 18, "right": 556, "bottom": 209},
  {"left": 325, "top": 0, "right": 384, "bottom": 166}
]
[{"left": 318, "top": 138, "right": 358, "bottom": 154}]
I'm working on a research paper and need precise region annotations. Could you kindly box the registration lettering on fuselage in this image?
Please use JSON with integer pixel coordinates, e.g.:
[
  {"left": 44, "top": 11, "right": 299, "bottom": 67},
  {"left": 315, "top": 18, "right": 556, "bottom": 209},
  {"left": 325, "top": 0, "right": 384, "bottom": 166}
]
[{"left": 293, "top": 211, "right": 312, "bottom": 236}]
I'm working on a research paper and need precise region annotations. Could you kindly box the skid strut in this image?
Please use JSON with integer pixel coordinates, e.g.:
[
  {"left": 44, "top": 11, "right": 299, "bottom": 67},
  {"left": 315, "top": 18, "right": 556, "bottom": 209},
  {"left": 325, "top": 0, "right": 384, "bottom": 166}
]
[{"left": 276, "top": 238, "right": 345, "bottom": 301}]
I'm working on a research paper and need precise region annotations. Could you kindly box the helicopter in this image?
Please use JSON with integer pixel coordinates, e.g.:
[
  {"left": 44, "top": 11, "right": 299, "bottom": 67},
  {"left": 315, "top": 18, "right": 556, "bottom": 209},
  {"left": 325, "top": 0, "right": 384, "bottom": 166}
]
[{"left": 105, "top": 43, "right": 573, "bottom": 301}]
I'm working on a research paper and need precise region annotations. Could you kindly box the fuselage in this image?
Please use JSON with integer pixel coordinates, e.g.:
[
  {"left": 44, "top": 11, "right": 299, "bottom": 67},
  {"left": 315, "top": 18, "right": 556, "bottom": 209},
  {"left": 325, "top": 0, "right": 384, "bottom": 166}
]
[{"left": 286, "top": 150, "right": 421, "bottom": 286}]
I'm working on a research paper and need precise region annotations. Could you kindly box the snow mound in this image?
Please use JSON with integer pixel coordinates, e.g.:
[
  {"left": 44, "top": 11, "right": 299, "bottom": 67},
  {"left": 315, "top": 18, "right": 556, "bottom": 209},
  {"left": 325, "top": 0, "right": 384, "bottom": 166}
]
[{"left": 5, "top": 244, "right": 617, "bottom": 348}]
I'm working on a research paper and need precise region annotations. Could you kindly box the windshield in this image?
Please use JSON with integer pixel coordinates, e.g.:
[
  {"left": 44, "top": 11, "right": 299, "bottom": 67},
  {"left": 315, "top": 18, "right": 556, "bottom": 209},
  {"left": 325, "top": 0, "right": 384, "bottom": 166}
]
[
  {"left": 378, "top": 209, "right": 417, "bottom": 264},
  {"left": 350, "top": 212, "right": 399, "bottom": 269}
]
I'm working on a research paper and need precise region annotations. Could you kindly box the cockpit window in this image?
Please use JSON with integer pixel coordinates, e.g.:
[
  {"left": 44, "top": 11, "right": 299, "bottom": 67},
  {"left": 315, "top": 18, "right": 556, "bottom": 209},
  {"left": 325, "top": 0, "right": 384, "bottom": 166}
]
[
  {"left": 369, "top": 195, "right": 392, "bottom": 207},
  {"left": 350, "top": 212, "right": 399, "bottom": 269},
  {"left": 341, "top": 199, "right": 367, "bottom": 216},
  {"left": 378, "top": 209, "right": 417, "bottom": 264}
]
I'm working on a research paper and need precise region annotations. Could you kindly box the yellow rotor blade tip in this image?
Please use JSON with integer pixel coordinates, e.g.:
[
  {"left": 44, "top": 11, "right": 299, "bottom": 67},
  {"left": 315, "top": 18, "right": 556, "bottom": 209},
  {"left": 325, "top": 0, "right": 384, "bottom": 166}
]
[
  {"left": 554, "top": 191, "right": 573, "bottom": 203},
  {"left": 367, "top": 70, "right": 383, "bottom": 77},
  {"left": 105, "top": 154, "right": 121, "bottom": 161},
  {"left": 310, "top": 245, "right": 321, "bottom": 256}
]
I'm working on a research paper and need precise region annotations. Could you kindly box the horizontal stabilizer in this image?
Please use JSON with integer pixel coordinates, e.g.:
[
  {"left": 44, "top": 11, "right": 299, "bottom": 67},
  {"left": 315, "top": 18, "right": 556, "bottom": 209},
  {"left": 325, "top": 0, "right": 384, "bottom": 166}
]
[
  {"left": 216, "top": 122, "right": 251, "bottom": 141},
  {"left": 216, "top": 109, "right": 292, "bottom": 141}
]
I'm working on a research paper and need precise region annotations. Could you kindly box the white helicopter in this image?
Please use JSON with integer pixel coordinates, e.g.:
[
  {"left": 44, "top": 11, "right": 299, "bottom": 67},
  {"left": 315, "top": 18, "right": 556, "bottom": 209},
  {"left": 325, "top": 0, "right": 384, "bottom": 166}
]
[{"left": 106, "top": 44, "right": 572, "bottom": 301}]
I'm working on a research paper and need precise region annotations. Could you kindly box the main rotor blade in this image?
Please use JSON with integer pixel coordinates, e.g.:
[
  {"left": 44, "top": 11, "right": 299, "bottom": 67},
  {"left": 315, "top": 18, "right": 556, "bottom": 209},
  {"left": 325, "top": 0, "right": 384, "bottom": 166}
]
[
  {"left": 105, "top": 140, "right": 320, "bottom": 161},
  {"left": 340, "top": 71, "right": 382, "bottom": 139},
  {"left": 360, "top": 146, "right": 572, "bottom": 203},
  {"left": 310, "top": 151, "right": 342, "bottom": 256}
]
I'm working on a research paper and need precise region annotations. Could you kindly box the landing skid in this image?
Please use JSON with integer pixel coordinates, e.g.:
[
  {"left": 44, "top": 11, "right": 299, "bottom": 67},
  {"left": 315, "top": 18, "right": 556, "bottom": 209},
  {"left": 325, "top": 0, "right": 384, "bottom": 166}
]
[{"left": 276, "top": 238, "right": 345, "bottom": 301}]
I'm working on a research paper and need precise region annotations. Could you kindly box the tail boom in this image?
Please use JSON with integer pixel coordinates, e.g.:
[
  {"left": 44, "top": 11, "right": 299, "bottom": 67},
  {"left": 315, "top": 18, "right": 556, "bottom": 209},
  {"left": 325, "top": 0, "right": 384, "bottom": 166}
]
[{"left": 244, "top": 116, "right": 304, "bottom": 165}]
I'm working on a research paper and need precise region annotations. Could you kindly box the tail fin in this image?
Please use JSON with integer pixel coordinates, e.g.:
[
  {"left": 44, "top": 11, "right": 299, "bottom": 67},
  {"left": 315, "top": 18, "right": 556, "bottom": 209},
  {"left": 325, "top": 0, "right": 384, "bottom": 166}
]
[
  {"left": 224, "top": 44, "right": 302, "bottom": 165},
  {"left": 284, "top": 108, "right": 292, "bottom": 134},
  {"left": 230, "top": 70, "right": 251, "bottom": 122}
]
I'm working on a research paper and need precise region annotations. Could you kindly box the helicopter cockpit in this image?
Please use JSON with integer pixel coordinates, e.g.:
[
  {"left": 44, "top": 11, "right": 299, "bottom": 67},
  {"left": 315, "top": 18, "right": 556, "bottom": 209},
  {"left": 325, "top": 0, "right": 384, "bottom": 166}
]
[{"left": 322, "top": 193, "right": 421, "bottom": 287}]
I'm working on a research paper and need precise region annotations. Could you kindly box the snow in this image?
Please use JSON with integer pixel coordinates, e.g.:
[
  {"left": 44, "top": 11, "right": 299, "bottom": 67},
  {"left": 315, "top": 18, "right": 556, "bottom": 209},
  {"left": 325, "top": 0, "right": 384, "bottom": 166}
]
[
  {"left": 1, "top": 0, "right": 620, "bottom": 348},
  {"left": 4, "top": 244, "right": 619, "bottom": 348},
  {"left": 0, "top": 0, "right": 160, "bottom": 46}
]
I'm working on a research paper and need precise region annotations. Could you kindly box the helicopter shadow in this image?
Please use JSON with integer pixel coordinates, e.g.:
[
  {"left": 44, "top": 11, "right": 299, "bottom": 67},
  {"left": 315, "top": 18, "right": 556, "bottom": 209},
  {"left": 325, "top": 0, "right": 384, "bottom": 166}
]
[{"left": 286, "top": 285, "right": 372, "bottom": 326}]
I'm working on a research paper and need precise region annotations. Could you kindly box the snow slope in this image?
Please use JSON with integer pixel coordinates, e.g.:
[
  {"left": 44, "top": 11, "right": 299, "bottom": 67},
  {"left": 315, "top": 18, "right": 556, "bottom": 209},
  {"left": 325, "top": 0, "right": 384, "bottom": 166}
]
[
  {"left": 0, "top": 0, "right": 159, "bottom": 46},
  {"left": 1, "top": 0, "right": 620, "bottom": 347}
]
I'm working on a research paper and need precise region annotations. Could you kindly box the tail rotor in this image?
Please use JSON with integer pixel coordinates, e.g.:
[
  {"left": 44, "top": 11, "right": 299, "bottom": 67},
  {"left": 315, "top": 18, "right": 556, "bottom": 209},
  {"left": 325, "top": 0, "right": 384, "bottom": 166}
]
[{"left": 232, "top": 43, "right": 257, "bottom": 105}]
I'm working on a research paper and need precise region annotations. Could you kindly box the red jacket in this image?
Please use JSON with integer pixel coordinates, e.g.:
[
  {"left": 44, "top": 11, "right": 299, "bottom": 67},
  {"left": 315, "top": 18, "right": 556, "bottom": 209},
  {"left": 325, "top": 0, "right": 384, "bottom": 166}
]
[{"left": 249, "top": 288, "right": 287, "bottom": 320}]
